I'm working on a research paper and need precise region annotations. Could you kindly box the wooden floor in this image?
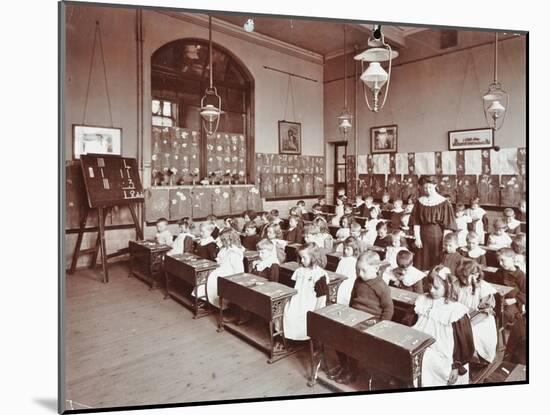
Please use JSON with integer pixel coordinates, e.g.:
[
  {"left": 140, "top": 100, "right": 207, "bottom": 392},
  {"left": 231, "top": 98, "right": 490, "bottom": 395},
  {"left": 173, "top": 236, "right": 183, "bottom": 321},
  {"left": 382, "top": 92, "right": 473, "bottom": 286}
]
[{"left": 64, "top": 263, "right": 329, "bottom": 411}]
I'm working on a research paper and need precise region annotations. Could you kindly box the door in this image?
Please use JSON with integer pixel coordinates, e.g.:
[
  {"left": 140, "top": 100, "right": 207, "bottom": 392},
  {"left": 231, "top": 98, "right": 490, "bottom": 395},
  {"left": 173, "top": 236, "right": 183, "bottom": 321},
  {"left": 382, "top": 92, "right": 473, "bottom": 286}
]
[{"left": 333, "top": 141, "right": 347, "bottom": 204}]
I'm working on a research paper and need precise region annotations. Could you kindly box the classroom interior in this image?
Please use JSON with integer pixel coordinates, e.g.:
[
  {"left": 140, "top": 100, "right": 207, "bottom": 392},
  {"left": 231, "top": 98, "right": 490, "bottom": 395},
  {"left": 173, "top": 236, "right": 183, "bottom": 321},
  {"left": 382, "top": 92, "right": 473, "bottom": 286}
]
[{"left": 62, "top": 2, "right": 527, "bottom": 412}]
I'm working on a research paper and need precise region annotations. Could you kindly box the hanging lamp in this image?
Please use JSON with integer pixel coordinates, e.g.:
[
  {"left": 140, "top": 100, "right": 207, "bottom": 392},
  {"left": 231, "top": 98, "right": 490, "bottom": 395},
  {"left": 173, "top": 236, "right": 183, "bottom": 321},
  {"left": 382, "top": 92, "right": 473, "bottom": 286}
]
[
  {"left": 337, "top": 24, "right": 353, "bottom": 136},
  {"left": 354, "top": 25, "right": 398, "bottom": 113},
  {"left": 483, "top": 32, "right": 509, "bottom": 131},
  {"left": 200, "top": 15, "right": 224, "bottom": 135}
]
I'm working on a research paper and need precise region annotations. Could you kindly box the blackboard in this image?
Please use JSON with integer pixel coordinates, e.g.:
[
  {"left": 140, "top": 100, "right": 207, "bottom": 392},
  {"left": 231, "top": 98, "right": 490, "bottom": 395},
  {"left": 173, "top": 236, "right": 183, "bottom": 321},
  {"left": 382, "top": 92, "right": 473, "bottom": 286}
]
[{"left": 80, "top": 154, "right": 144, "bottom": 208}]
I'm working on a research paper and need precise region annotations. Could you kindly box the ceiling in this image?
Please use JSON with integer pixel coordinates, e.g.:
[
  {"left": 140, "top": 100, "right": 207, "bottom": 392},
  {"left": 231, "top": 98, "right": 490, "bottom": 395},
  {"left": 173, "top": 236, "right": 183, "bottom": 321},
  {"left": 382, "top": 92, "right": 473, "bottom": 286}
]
[{"left": 210, "top": 12, "right": 523, "bottom": 63}]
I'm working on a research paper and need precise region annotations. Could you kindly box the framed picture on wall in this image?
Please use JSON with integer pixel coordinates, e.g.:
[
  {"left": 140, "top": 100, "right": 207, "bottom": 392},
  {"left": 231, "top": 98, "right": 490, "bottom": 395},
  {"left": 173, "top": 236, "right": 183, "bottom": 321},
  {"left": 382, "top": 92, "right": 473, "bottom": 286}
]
[
  {"left": 73, "top": 124, "right": 122, "bottom": 159},
  {"left": 370, "top": 124, "right": 398, "bottom": 154},
  {"left": 448, "top": 127, "right": 494, "bottom": 150},
  {"left": 278, "top": 120, "right": 302, "bottom": 155}
]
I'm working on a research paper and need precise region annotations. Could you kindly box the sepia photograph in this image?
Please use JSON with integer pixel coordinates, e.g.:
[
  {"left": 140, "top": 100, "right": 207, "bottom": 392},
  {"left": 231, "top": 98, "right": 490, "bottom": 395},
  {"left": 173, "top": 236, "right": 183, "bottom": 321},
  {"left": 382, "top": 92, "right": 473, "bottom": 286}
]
[{"left": 57, "top": 1, "right": 528, "bottom": 413}]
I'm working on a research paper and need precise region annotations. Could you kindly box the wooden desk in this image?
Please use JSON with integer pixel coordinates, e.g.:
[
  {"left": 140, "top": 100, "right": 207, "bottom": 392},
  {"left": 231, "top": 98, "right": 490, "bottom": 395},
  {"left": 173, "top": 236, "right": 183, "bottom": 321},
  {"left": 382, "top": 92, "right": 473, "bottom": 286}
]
[
  {"left": 306, "top": 303, "right": 435, "bottom": 390},
  {"left": 217, "top": 273, "right": 298, "bottom": 363},
  {"left": 285, "top": 243, "right": 303, "bottom": 263},
  {"left": 480, "top": 245, "right": 500, "bottom": 267},
  {"left": 328, "top": 224, "right": 339, "bottom": 238},
  {"left": 325, "top": 250, "right": 342, "bottom": 272},
  {"left": 381, "top": 210, "right": 392, "bottom": 220},
  {"left": 164, "top": 253, "right": 219, "bottom": 318},
  {"left": 278, "top": 261, "right": 346, "bottom": 305},
  {"left": 389, "top": 287, "right": 420, "bottom": 326},
  {"left": 243, "top": 250, "right": 260, "bottom": 273},
  {"left": 354, "top": 217, "right": 368, "bottom": 228},
  {"left": 128, "top": 240, "right": 171, "bottom": 289},
  {"left": 483, "top": 361, "right": 527, "bottom": 383}
]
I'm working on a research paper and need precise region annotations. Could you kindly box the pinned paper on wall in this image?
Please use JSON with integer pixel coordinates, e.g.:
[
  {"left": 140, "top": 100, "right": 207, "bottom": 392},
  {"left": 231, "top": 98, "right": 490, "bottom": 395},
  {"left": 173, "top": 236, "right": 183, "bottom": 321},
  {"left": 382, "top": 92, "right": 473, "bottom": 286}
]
[
  {"left": 372, "top": 154, "right": 390, "bottom": 174},
  {"left": 395, "top": 153, "right": 409, "bottom": 175},
  {"left": 490, "top": 148, "right": 519, "bottom": 175},
  {"left": 464, "top": 150, "right": 482, "bottom": 175},
  {"left": 357, "top": 155, "right": 368, "bottom": 174},
  {"left": 414, "top": 152, "right": 435, "bottom": 175},
  {"left": 441, "top": 151, "right": 456, "bottom": 175}
]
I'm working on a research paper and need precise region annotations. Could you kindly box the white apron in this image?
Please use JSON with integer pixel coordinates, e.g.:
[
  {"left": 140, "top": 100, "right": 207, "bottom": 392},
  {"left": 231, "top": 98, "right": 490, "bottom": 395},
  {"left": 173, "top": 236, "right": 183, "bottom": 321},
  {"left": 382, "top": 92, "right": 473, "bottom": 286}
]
[{"left": 335, "top": 256, "right": 357, "bottom": 305}]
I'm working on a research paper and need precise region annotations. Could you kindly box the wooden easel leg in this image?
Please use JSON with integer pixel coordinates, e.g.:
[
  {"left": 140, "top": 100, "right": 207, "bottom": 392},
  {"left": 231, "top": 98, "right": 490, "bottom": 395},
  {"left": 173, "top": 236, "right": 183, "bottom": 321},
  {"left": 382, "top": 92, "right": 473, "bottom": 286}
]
[
  {"left": 69, "top": 208, "right": 89, "bottom": 274},
  {"left": 91, "top": 207, "right": 109, "bottom": 268},
  {"left": 128, "top": 203, "right": 143, "bottom": 240},
  {"left": 97, "top": 207, "right": 109, "bottom": 283}
]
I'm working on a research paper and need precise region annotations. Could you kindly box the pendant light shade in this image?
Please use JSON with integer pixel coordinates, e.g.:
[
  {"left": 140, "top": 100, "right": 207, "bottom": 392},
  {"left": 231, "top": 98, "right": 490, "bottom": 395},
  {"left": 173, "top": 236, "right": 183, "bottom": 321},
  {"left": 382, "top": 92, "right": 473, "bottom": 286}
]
[
  {"left": 354, "top": 25, "right": 398, "bottom": 113},
  {"left": 483, "top": 32, "right": 508, "bottom": 131},
  {"left": 200, "top": 16, "right": 224, "bottom": 136}
]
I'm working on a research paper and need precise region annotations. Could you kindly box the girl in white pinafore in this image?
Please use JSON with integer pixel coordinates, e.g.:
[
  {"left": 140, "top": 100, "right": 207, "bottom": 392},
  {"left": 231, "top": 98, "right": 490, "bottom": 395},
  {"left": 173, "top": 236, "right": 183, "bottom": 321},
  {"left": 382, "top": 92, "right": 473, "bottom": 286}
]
[
  {"left": 454, "top": 259, "right": 498, "bottom": 363},
  {"left": 335, "top": 237, "right": 359, "bottom": 305},
  {"left": 467, "top": 198, "right": 487, "bottom": 244},
  {"left": 198, "top": 228, "right": 244, "bottom": 309},
  {"left": 283, "top": 243, "right": 328, "bottom": 341},
  {"left": 413, "top": 266, "right": 474, "bottom": 387}
]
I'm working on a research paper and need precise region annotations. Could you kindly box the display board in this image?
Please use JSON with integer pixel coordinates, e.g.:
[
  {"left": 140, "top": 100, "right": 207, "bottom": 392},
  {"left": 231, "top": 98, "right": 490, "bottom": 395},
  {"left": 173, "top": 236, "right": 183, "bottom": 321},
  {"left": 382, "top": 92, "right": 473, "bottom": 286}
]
[{"left": 80, "top": 154, "right": 144, "bottom": 208}]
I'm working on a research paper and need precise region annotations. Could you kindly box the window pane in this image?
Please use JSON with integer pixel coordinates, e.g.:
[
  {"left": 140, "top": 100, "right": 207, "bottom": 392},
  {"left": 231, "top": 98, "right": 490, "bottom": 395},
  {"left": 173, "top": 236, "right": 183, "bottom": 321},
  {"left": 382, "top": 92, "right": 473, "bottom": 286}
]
[
  {"left": 337, "top": 167, "right": 346, "bottom": 183},
  {"left": 162, "top": 101, "right": 172, "bottom": 117},
  {"left": 152, "top": 116, "right": 173, "bottom": 127},
  {"left": 152, "top": 100, "right": 161, "bottom": 115}
]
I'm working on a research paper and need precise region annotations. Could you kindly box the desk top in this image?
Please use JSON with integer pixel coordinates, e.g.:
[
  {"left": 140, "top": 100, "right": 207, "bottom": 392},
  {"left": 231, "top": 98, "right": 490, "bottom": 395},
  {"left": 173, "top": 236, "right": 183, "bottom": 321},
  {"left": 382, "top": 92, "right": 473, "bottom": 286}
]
[
  {"left": 390, "top": 286, "right": 420, "bottom": 306},
  {"left": 221, "top": 273, "right": 297, "bottom": 299},
  {"left": 357, "top": 319, "right": 435, "bottom": 352},
  {"left": 243, "top": 250, "right": 260, "bottom": 260},
  {"left": 313, "top": 303, "right": 374, "bottom": 327},
  {"left": 167, "top": 253, "right": 218, "bottom": 270},
  {"left": 130, "top": 240, "right": 172, "bottom": 252},
  {"left": 279, "top": 261, "right": 347, "bottom": 283}
]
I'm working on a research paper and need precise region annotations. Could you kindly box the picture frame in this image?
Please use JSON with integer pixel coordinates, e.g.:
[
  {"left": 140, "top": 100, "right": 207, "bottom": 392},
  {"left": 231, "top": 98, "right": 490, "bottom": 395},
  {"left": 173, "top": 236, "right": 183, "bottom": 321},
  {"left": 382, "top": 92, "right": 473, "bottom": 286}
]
[
  {"left": 370, "top": 124, "right": 398, "bottom": 154},
  {"left": 73, "top": 124, "right": 122, "bottom": 159},
  {"left": 278, "top": 120, "right": 302, "bottom": 155},
  {"left": 448, "top": 127, "right": 494, "bottom": 150}
]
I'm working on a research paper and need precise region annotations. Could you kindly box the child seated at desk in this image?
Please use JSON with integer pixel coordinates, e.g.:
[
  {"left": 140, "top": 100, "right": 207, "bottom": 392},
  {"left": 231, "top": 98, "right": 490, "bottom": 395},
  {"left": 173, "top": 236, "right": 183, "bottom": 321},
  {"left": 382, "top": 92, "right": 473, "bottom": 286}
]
[
  {"left": 283, "top": 243, "right": 328, "bottom": 341},
  {"left": 343, "top": 203, "right": 354, "bottom": 217},
  {"left": 251, "top": 238, "right": 280, "bottom": 283},
  {"left": 334, "top": 215, "right": 352, "bottom": 253},
  {"left": 241, "top": 221, "right": 260, "bottom": 251},
  {"left": 385, "top": 230, "right": 410, "bottom": 269},
  {"left": 488, "top": 218, "right": 513, "bottom": 249},
  {"left": 296, "top": 200, "right": 307, "bottom": 217},
  {"left": 503, "top": 207, "right": 522, "bottom": 235},
  {"left": 286, "top": 214, "right": 304, "bottom": 244},
  {"left": 466, "top": 197, "right": 487, "bottom": 244},
  {"left": 269, "top": 209, "right": 283, "bottom": 226},
  {"left": 354, "top": 194, "right": 365, "bottom": 211},
  {"left": 258, "top": 212, "right": 270, "bottom": 238},
  {"left": 386, "top": 250, "right": 425, "bottom": 294},
  {"left": 266, "top": 223, "right": 287, "bottom": 264},
  {"left": 497, "top": 248, "right": 526, "bottom": 328},
  {"left": 223, "top": 217, "right": 239, "bottom": 232},
  {"left": 206, "top": 214, "right": 221, "bottom": 239},
  {"left": 168, "top": 217, "right": 194, "bottom": 255},
  {"left": 311, "top": 203, "right": 324, "bottom": 217},
  {"left": 412, "top": 265, "right": 475, "bottom": 387},
  {"left": 350, "top": 221, "right": 369, "bottom": 253},
  {"left": 198, "top": 228, "right": 244, "bottom": 309},
  {"left": 335, "top": 237, "right": 359, "bottom": 305},
  {"left": 360, "top": 196, "right": 375, "bottom": 218},
  {"left": 459, "top": 231, "right": 487, "bottom": 266},
  {"left": 512, "top": 233, "right": 526, "bottom": 273},
  {"left": 454, "top": 259, "right": 497, "bottom": 364},
  {"left": 332, "top": 196, "right": 345, "bottom": 225},
  {"left": 155, "top": 217, "right": 174, "bottom": 247},
  {"left": 364, "top": 207, "right": 383, "bottom": 246},
  {"left": 455, "top": 204, "right": 472, "bottom": 247},
  {"left": 313, "top": 217, "right": 334, "bottom": 250},
  {"left": 440, "top": 232, "right": 463, "bottom": 275},
  {"left": 318, "top": 196, "right": 329, "bottom": 213},
  {"left": 389, "top": 199, "right": 404, "bottom": 230},
  {"left": 195, "top": 222, "right": 219, "bottom": 261},
  {"left": 380, "top": 192, "right": 393, "bottom": 211},
  {"left": 243, "top": 210, "right": 259, "bottom": 228},
  {"left": 329, "top": 251, "right": 393, "bottom": 384},
  {"left": 373, "top": 222, "right": 392, "bottom": 252}
]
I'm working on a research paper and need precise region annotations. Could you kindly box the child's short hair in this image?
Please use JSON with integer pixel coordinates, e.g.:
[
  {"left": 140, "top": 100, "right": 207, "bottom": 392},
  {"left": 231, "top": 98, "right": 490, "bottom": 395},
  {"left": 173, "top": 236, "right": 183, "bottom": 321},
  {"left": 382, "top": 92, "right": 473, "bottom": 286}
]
[
  {"left": 313, "top": 217, "right": 330, "bottom": 234},
  {"left": 376, "top": 221, "right": 388, "bottom": 231},
  {"left": 340, "top": 214, "right": 351, "bottom": 228},
  {"left": 297, "top": 200, "right": 305, "bottom": 206},
  {"left": 356, "top": 194, "right": 364, "bottom": 200},
  {"left": 390, "top": 229, "right": 403, "bottom": 241},
  {"left": 243, "top": 221, "right": 257, "bottom": 231},
  {"left": 312, "top": 203, "right": 322, "bottom": 211},
  {"left": 178, "top": 217, "right": 191, "bottom": 228},
  {"left": 443, "top": 232, "right": 458, "bottom": 245},
  {"left": 299, "top": 242, "right": 326, "bottom": 268},
  {"left": 456, "top": 204, "right": 465, "bottom": 212},
  {"left": 219, "top": 228, "right": 242, "bottom": 247},
  {"left": 503, "top": 208, "right": 515, "bottom": 218},
  {"left": 350, "top": 222, "right": 362, "bottom": 232},
  {"left": 369, "top": 206, "right": 379, "bottom": 217},
  {"left": 200, "top": 222, "right": 216, "bottom": 234},
  {"left": 156, "top": 217, "right": 168, "bottom": 225},
  {"left": 512, "top": 233, "right": 526, "bottom": 255},
  {"left": 466, "top": 231, "right": 479, "bottom": 242},
  {"left": 497, "top": 247, "right": 516, "bottom": 260},
  {"left": 344, "top": 203, "right": 353, "bottom": 211},
  {"left": 317, "top": 196, "right": 326, "bottom": 202},
  {"left": 266, "top": 223, "right": 283, "bottom": 239},
  {"left": 244, "top": 210, "right": 257, "bottom": 221},
  {"left": 357, "top": 250, "right": 382, "bottom": 267},
  {"left": 396, "top": 250, "right": 414, "bottom": 268},
  {"left": 455, "top": 258, "right": 484, "bottom": 288},
  {"left": 270, "top": 209, "right": 280, "bottom": 217},
  {"left": 342, "top": 236, "right": 360, "bottom": 256},
  {"left": 266, "top": 214, "right": 275, "bottom": 223},
  {"left": 426, "top": 265, "right": 456, "bottom": 302},
  {"left": 471, "top": 197, "right": 480, "bottom": 205},
  {"left": 382, "top": 192, "right": 390, "bottom": 199},
  {"left": 289, "top": 206, "right": 300, "bottom": 216},
  {"left": 494, "top": 218, "right": 507, "bottom": 230},
  {"left": 256, "top": 238, "right": 274, "bottom": 251},
  {"left": 207, "top": 214, "right": 217, "bottom": 222},
  {"left": 406, "top": 196, "right": 415, "bottom": 205},
  {"left": 394, "top": 198, "right": 403, "bottom": 205},
  {"left": 365, "top": 195, "right": 374, "bottom": 202}
]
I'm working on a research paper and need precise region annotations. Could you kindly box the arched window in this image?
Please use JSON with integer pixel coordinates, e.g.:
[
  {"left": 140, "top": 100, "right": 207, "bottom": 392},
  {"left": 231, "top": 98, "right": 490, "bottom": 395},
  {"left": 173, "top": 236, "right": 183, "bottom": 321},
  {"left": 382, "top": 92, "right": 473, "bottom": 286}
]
[{"left": 151, "top": 38, "right": 254, "bottom": 185}]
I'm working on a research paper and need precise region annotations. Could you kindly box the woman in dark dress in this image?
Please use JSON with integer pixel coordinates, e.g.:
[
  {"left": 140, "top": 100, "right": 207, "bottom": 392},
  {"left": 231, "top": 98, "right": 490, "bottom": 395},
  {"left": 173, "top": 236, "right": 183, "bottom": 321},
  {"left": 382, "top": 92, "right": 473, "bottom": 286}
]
[{"left": 410, "top": 176, "right": 457, "bottom": 271}]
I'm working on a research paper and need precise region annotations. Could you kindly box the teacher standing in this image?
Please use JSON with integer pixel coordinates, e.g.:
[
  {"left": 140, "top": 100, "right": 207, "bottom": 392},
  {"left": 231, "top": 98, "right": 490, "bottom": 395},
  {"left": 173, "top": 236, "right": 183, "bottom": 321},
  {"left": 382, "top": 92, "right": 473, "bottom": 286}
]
[{"left": 410, "top": 176, "right": 457, "bottom": 270}]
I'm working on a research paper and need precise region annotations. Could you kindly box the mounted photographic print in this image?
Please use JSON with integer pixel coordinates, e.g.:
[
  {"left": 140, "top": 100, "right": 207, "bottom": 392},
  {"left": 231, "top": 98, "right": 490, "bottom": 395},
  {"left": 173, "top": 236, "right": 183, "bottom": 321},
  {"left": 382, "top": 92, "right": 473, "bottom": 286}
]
[
  {"left": 278, "top": 120, "right": 302, "bottom": 155},
  {"left": 370, "top": 124, "right": 398, "bottom": 154},
  {"left": 448, "top": 127, "right": 494, "bottom": 150},
  {"left": 73, "top": 124, "right": 122, "bottom": 159}
]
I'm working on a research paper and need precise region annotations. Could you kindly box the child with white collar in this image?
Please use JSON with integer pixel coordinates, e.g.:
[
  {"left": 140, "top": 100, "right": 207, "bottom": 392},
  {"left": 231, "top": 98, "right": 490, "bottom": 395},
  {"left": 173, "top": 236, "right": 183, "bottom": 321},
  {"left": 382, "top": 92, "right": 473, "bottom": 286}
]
[
  {"left": 195, "top": 222, "right": 219, "bottom": 261},
  {"left": 155, "top": 217, "right": 173, "bottom": 247},
  {"left": 459, "top": 231, "right": 487, "bottom": 266},
  {"left": 503, "top": 208, "right": 521, "bottom": 235},
  {"left": 386, "top": 249, "right": 425, "bottom": 293},
  {"left": 168, "top": 217, "right": 195, "bottom": 255}
]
